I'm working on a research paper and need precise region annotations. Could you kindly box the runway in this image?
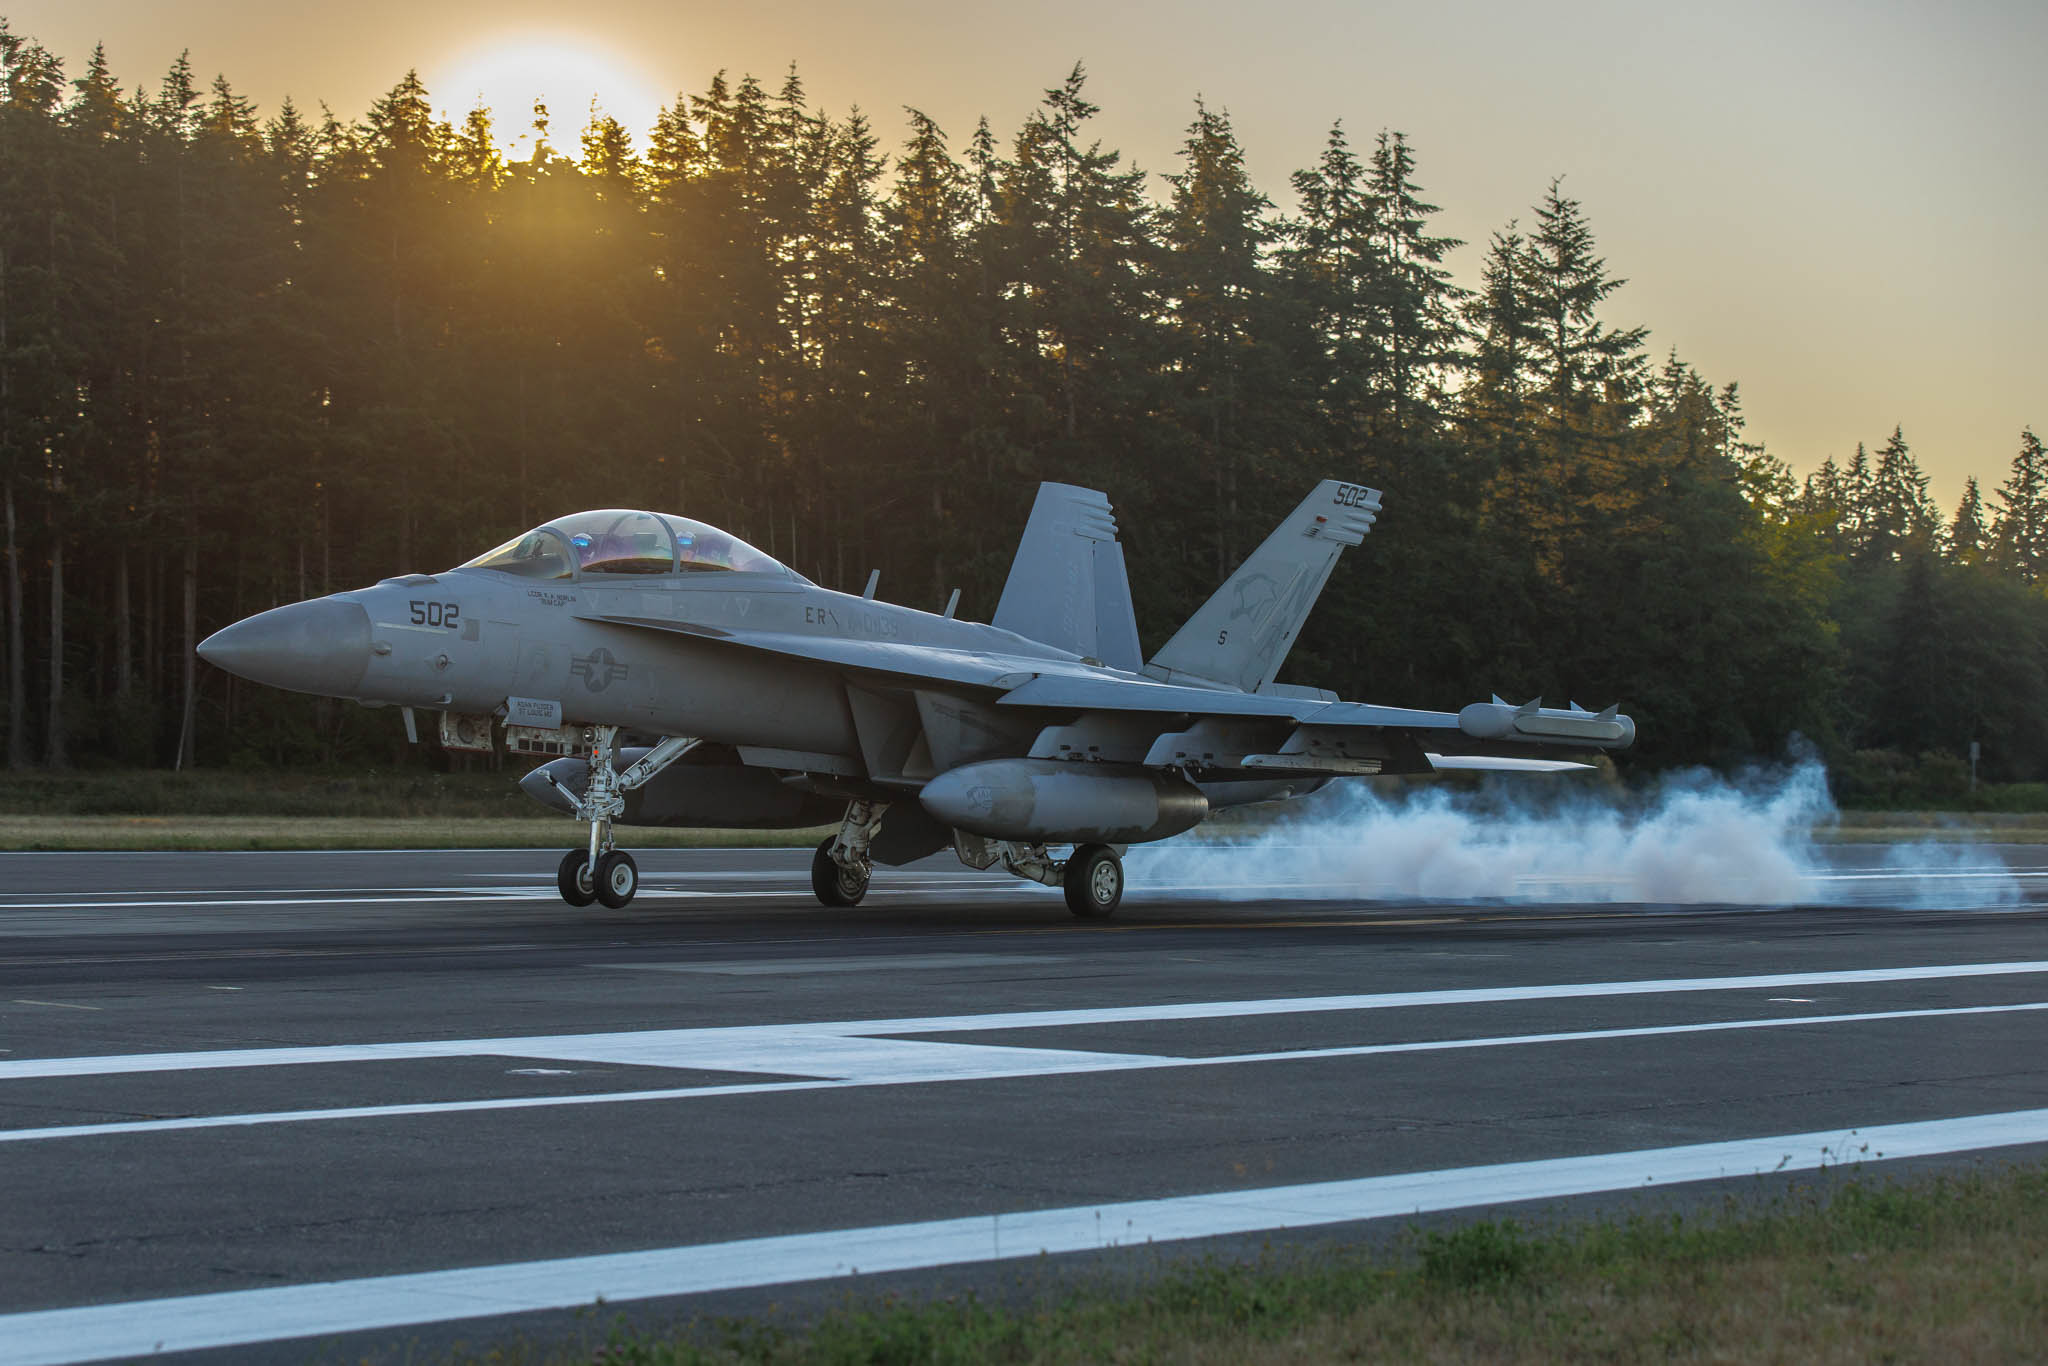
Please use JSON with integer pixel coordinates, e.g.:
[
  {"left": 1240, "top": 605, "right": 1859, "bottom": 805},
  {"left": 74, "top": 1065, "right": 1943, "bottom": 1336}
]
[{"left": 4, "top": 845, "right": 2048, "bottom": 1364}]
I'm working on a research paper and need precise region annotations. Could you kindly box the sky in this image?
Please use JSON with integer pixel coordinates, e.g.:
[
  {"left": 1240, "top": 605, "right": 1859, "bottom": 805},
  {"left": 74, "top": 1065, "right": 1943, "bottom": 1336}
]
[{"left": 7, "top": 0, "right": 2042, "bottom": 506}]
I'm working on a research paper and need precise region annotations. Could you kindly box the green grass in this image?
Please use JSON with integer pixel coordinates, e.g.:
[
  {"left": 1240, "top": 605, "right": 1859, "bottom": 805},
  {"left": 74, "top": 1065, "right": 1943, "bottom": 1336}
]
[
  {"left": 1818, "top": 810, "right": 2048, "bottom": 843},
  {"left": 0, "top": 769, "right": 830, "bottom": 848},
  {"left": 449, "top": 1163, "right": 2048, "bottom": 1365},
  {"left": 1, "top": 769, "right": 2044, "bottom": 849},
  {"left": 0, "top": 816, "right": 831, "bottom": 851}
]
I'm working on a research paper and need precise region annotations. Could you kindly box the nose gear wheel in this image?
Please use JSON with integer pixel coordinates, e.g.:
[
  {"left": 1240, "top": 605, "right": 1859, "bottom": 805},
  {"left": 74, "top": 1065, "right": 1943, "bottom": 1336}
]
[
  {"left": 557, "top": 848, "right": 597, "bottom": 907},
  {"left": 548, "top": 727, "right": 699, "bottom": 910},
  {"left": 595, "top": 849, "right": 639, "bottom": 909}
]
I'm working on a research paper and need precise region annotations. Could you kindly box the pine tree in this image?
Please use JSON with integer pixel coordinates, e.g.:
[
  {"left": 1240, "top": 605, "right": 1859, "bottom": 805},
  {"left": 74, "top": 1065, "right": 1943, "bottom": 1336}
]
[
  {"left": 445, "top": 102, "right": 502, "bottom": 191},
  {"left": 1523, "top": 178, "right": 1647, "bottom": 432},
  {"left": 999, "top": 64, "right": 1159, "bottom": 458},
  {"left": 1162, "top": 99, "right": 1277, "bottom": 580},
  {"left": 1841, "top": 442, "right": 1872, "bottom": 550},
  {"left": 1862, "top": 426, "right": 1939, "bottom": 561},
  {"left": 1277, "top": 122, "right": 1380, "bottom": 461},
  {"left": 1991, "top": 427, "right": 2048, "bottom": 584},
  {"left": 1949, "top": 477, "right": 1987, "bottom": 564},
  {"left": 1364, "top": 130, "right": 1465, "bottom": 438}
]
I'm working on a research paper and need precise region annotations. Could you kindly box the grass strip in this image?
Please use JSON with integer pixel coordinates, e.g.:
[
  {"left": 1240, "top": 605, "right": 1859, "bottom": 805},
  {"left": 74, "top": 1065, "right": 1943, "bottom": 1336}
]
[
  {"left": 466, "top": 1164, "right": 2048, "bottom": 1364},
  {"left": 0, "top": 817, "right": 830, "bottom": 851}
]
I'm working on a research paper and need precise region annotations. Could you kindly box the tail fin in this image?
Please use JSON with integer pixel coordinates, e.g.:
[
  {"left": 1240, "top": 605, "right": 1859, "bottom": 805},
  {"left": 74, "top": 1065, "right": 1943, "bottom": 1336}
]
[
  {"left": 1146, "top": 480, "right": 1381, "bottom": 693},
  {"left": 991, "top": 483, "right": 1144, "bottom": 671}
]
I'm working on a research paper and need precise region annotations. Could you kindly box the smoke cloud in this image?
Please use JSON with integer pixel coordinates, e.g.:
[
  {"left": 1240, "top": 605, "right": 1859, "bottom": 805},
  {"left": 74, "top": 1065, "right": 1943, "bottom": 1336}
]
[{"left": 1128, "top": 762, "right": 2024, "bottom": 909}]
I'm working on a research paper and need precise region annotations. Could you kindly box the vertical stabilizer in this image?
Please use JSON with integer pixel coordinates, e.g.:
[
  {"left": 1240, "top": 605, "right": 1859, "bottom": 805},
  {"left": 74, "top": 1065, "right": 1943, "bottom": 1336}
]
[
  {"left": 992, "top": 483, "right": 1144, "bottom": 671},
  {"left": 1146, "top": 480, "right": 1381, "bottom": 693}
]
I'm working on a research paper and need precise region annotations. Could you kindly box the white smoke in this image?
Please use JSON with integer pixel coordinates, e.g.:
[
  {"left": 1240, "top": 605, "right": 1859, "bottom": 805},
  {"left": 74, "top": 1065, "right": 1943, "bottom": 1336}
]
[{"left": 1127, "top": 762, "right": 2025, "bottom": 909}]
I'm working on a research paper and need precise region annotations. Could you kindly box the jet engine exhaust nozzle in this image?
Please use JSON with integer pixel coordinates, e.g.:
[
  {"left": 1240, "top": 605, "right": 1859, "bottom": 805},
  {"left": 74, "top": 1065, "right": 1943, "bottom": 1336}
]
[{"left": 196, "top": 598, "right": 372, "bottom": 697}]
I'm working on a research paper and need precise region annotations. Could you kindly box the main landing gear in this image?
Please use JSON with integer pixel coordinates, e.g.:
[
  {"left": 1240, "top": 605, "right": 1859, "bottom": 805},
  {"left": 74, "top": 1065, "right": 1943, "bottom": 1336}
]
[
  {"left": 812, "top": 799, "right": 885, "bottom": 907},
  {"left": 549, "top": 725, "right": 697, "bottom": 909},
  {"left": 949, "top": 833, "right": 1126, "bottom": 919},
  {"left": 1061, "top": 843, "right": 1125, "bottom": 919}
]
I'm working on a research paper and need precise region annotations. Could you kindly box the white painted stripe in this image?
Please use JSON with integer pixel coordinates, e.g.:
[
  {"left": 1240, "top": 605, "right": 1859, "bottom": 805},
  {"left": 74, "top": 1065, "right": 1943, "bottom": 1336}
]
[
  {"left": 3, "top": 959, "right": 2042, "bottom": 1083},
  {"left": 5, "top": 1001, "right": 2041, "bottom": 1146},
  {"left": 0, "top": 895, "right": 588, "bottom": 910},
  {"left": 5, "top": 1107, "right": 2047, "bottom": 1366},
  {"left": 601, "top": 953, "right": 1068, "bottom": 974},
  {"left": 0, "top": 885, "right": 1018, "bottom": 910},
  {"left": 849, "top": 960, "right": 2048, "bottom": 1034}
]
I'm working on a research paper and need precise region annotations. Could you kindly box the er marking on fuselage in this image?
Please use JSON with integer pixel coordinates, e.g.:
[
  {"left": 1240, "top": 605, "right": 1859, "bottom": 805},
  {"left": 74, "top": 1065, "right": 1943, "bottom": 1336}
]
[{"left": 197, "top": 487, "right": 1635, "bottom": 915}]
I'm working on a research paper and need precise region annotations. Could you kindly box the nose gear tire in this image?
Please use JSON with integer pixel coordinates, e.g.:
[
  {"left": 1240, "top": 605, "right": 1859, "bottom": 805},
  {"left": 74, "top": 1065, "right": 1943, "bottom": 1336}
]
[
  {"left": 1063, "top": 843, "right": 1123, "bottom": 918},
  {"left": 557, "top": 849, "right": 597, "bottom": 907},
  {"left": 812, "top": 838, "right": 870, "bottom": 907},
  {"left": 596, "top": 849, "right": 639, "bottom": 909}
]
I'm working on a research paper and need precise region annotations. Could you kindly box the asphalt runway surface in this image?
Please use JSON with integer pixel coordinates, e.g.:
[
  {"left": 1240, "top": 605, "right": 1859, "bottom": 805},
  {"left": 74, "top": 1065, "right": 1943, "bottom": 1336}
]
[{"left": 4, "top": 842, "right": 2048, "bottom": 1364}]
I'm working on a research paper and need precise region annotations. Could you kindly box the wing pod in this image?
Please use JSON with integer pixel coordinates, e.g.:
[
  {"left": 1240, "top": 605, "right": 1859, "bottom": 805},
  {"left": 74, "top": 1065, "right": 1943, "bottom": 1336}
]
[
  {"left": 1456, "top": 698, "right": 1636, "bottom": 749},
  {"left": 920, "top": 758, "right": 1208, "bottom": 845}
]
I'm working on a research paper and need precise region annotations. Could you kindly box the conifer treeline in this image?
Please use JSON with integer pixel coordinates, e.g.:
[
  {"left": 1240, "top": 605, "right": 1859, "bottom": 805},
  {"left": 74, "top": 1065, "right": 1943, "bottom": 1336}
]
[{"left": 1, "top": 24, "right": 2042, "bottom": 784}]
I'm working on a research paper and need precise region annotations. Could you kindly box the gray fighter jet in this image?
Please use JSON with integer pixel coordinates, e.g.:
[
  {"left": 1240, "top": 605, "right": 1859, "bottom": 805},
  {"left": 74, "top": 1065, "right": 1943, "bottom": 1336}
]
[{"left": 198, "top": 481, "right": 1634, "bottom": 915}]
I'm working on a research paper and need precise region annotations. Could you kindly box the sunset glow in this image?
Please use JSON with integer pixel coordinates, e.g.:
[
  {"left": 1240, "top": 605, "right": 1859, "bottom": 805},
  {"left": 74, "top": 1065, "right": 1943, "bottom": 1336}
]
[{"left": 429, "top": 34, "right": 667, "bottom": 151}]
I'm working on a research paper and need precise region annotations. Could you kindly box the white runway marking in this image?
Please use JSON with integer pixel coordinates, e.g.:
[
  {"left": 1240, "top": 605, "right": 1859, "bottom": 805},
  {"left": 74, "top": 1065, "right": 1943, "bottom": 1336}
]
[
  {"left": 0, "top": 881, "right": 1023, "bottom": 911},
  {"left": 4, "top": 1001, "right": 2043, "bottom": 1146},
  {"left": 3, "top": 960, "right": 2044, "bottom": 1085},
  {"left": 601, "top": 953, "right": 1068, "bottom": 974},
  {"left": 5, "top": 1107, "right": 2046, "bottom": 1366}
]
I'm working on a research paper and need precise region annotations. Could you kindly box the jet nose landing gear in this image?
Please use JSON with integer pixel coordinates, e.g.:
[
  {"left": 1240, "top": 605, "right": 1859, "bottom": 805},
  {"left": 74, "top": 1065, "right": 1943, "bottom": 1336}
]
[
  {"left": 556, "top": 847, "right": 639, "bottom": 909},
  {"left": 548, "top": 725, "right": 696, "bottom": 910}
]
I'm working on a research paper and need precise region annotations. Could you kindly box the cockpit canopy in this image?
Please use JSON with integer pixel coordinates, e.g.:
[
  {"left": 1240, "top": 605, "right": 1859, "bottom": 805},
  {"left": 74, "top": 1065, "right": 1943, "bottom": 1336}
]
[{"left": 458, "top": 510, "right": 801, "bottom": 581}]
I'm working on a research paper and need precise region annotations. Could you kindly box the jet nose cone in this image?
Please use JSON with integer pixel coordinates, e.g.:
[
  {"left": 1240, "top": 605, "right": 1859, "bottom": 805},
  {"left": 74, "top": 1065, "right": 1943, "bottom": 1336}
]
[{"left": 197, "top": 598, "right": 371, "bottom": 697}]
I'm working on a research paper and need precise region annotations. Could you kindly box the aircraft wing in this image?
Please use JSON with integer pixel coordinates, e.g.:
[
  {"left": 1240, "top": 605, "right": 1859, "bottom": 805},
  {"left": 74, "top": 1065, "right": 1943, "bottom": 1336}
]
[
  {"left": 579, "top": 615, "right": 1114, "bottom": 692},
  {"left": 991, "top": 676, "right": 1624, "bottom": 777},
  {"left": 585, "top": 614, "right": 1627, "bottom": 778}
]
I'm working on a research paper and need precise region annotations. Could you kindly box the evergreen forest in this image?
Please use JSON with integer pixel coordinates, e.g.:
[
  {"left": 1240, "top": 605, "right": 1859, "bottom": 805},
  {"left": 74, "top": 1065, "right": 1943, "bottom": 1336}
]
[{"left": 1, "top": 22, "right": 2042, "bottom": 799}]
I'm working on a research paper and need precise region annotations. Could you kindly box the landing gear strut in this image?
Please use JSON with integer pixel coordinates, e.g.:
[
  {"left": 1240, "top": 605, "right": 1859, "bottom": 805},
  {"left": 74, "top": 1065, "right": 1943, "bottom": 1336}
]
[
  {"left": 812, "top": 800, "right": 886, "bottom": 907},
  {"left": 951, "top": 832, "right": 1126, "bottom": 919},
  {"left": 549, "top": 726, "right": 696, "bottom": 909}
]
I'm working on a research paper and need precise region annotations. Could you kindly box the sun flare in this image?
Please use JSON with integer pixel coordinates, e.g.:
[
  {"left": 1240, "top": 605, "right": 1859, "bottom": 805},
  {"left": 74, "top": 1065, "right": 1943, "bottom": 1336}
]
[{"left": 430, "top": 34, "right": 667, "bottom": 153}]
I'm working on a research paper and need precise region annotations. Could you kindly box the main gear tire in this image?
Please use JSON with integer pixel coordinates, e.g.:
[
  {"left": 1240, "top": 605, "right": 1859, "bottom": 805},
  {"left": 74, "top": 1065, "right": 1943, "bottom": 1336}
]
[
  {"left": 812, "top": 838, "right": 870, "bottom": 907},
  {"left": 1063, "top": 844, "right": 1123, "bottom": 919},
  {"left": 557, "top": 848, "right": 597, "bottom": 907},
  {"left": 595, "top": 849, "right": 640, "bottom": 909}
]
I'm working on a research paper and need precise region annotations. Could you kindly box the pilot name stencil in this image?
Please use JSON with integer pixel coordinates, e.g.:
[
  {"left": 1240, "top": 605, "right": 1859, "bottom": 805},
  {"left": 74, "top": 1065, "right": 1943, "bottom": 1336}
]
[{"left": 569, "top": 648, "right": 629, "bottom": 693}]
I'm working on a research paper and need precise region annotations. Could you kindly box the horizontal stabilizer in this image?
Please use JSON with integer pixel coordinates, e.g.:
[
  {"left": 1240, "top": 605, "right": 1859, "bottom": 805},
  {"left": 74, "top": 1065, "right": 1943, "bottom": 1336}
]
[{"left": 993, "top": 484, "right": 1143, "bottom": 671}]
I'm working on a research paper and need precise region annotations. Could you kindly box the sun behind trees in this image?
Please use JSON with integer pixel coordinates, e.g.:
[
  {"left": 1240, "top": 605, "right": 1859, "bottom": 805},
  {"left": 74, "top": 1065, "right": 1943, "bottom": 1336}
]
[{"left": 0, "top": 22, "right": 2041, "bottom": 793}]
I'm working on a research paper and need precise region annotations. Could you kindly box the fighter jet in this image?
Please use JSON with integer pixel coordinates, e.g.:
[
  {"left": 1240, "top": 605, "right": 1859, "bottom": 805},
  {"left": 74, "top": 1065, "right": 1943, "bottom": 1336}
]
[{"left": 198, "top": 481, "right": 1634, "bottom": 915}]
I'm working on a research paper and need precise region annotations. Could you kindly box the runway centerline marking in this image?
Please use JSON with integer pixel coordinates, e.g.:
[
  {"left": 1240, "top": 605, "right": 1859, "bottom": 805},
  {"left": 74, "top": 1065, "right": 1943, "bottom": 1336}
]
[
  {"left": 4, "top": 1107, "right": 2046, "bottom": 1366},
  {"left": 3, "top": 1001, "right": 2043, "bottom": 1146}
]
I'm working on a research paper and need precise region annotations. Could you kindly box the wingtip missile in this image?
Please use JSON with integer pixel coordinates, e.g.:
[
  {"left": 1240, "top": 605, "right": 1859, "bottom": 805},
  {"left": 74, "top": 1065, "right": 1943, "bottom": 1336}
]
[{"left": 1459, "top": 698, "right": 1635, "bottom": 748}]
